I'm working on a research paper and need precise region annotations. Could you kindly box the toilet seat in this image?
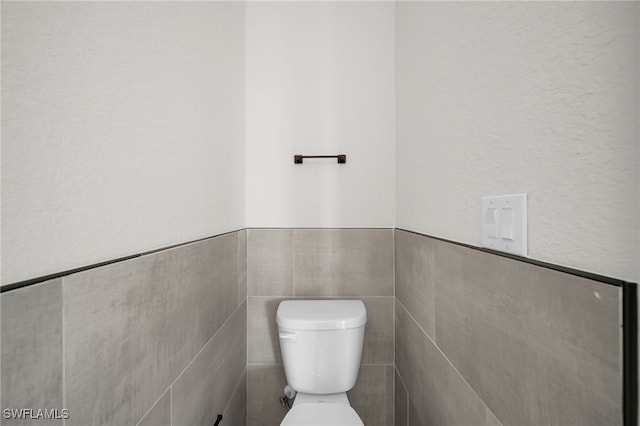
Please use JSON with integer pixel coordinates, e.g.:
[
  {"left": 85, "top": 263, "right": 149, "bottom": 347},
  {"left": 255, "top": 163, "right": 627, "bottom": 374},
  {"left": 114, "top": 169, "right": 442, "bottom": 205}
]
[{"left": 280, "top": 403, "right": 364, "bottom": 426}]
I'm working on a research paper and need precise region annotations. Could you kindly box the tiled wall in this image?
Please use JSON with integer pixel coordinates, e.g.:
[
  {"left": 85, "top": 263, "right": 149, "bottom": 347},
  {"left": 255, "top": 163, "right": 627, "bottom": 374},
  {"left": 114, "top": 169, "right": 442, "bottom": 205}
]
[
  {"left": 246, "top": 229, "right": 395, "bottom": 425},
  {"left": 1, "top": 230, "right": 248, "bottom": 426},
  {"left": 394, "top": 229, "right": 623, "bottom": 426},
  {"left": 2, "top": 227, "right": 626, "bottom": 426}
]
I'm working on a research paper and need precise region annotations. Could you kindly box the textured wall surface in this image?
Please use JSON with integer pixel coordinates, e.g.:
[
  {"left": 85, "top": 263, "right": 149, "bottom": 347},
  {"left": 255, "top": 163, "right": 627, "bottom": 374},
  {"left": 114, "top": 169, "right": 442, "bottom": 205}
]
[
  {"left": 245, "top": 2, "right": 395, "bottom": 228},
  {"left": 0, "top": 230, "right": 247, "bottom": 426},
  {"left": 246, "top": 228, "right": 395, "bottom": 425},
  {"left": 1, "top": 2, "right": 246, "bottom": 284},
  {"left": 395, "top": 229, "right": 623, "bottom": 426},
  {"left": 396, "top": 2, "right": 639, "bottom": 282}
]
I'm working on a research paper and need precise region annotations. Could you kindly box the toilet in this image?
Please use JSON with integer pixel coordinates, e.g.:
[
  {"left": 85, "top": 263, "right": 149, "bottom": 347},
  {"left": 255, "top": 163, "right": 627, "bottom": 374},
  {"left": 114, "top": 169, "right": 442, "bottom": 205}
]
[{"left": 276, "top": 300, "right": 367, "bottom": 426}]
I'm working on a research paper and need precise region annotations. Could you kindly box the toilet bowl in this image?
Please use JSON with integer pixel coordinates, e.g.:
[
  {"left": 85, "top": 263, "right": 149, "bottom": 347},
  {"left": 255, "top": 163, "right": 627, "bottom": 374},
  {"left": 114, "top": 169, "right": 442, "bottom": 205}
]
[
  {"left": 280, "top": 392, "right": 363, "bottom": 426},
  {"left": 276, "top": 300, "right": 367, "bottom": 426}
]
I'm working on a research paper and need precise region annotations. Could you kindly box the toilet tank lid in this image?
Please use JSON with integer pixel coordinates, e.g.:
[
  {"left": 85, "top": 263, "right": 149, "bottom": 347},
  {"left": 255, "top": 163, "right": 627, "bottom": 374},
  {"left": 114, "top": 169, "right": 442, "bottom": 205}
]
[{"left": 277, "top": 300, "right": 367, "bottom": 331}]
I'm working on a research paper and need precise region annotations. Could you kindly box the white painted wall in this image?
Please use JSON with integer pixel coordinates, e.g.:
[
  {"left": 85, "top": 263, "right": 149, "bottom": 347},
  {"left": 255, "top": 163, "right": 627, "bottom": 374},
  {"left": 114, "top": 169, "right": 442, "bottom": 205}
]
[
  {"left": 396, "top": 2, "right": 639, "bottom": 282},
  {"left": 245, "top": 2, "right": 395, "bottom": 228},
  {"left": 4, "top": 1, "right": 636, "bottom": 284},
  {"left": 1, "top": 2, "right": 245, "bottom": 284}
]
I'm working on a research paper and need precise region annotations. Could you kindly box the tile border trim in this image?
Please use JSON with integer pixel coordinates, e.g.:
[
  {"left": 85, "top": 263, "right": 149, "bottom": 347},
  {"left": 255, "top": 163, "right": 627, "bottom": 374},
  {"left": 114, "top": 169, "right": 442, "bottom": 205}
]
[
  {"left": 396, "top": 228, "right": 635, "bottom": 288},
  {"left": 623, "top": 282, "right": 638, "bottom": 426},
  {"left": 1, "top": 229, "right": 244, "bottom": 293},
  {"left": 5, "top": 226, "right": 633, "bottom": 291}
]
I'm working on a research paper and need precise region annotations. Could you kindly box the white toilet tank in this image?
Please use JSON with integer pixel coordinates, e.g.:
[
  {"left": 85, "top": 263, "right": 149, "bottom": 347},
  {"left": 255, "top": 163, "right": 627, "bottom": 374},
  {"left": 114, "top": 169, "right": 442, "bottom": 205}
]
[{"left": 276, "top": 300, "right": 367, "bottom": 394}]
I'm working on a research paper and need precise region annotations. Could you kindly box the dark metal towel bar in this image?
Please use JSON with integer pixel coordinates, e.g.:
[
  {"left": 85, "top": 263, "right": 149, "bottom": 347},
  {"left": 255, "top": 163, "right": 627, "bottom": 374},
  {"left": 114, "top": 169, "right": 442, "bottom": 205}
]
[{"left": 294, "top": 154, "right": 347, "bottom": 164}]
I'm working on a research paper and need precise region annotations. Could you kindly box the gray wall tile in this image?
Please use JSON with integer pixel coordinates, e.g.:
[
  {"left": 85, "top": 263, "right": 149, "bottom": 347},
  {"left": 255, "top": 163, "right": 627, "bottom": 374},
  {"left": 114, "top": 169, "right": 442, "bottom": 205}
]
[
  {"left": 485, "top": 407, "right": 502, "bottom": 426},
  {"left": 248, "top": 297, "right": 286, "bottom": 364},
  {"left": 137, "top": 389, "right": 170, "bottom": 426},
  {"left": 238, "top": 230, "right": 247, "bottom": 304},
  {"left": 247, "top": 365, "right": 288, "bottom": 426},
  {"left": 396, "top": 300, "right": 486, "bottom": 426},
  {"left": 63, "top": 234, "right": 239, "bottom": 425},
  {"left": 360, "top": 297, "right": 394, "bottom": 365},
  {"left": 1, "top": 280, "right": 63, "bottom": 426},
  {"left": 394, "top": 368, "right": 408, "bottom": 426},
  {"left": 223, "top": 369, "right": 247, "bottom": 426},
  {"left": 247, "top": 229, "right": 294, "bottom": 296},
  {"left": 172, "top": 301, "right": 247, "bottom": 426},
  {"left": 294, "top": 229, "right": 393, "bottom": 297},
  {"left": 347, "top": 365, "right": 394, "bottom": 426},
  {"left": 407, "top": 402, "right": 420, "bottom": 426},
  {"left": 394, "top": 229, "right": 436, "bottom": 340},
  {"left": 434, "top": 240, "right": 622, "bottom": 426}
]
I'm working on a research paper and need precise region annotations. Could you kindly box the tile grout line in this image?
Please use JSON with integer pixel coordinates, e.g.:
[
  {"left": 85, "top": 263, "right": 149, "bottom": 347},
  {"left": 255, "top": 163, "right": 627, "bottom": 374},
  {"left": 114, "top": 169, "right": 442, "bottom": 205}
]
[
  {"left": 391, "top": 362, "right": 395, "bottom": 426},
  {"left": 394, "top": 365, "right": 410, "bottom": 426},
  {"left": 396, "top": 298, "right": 490, "bottom": 414},
  {"left": 169, "top": 300, "right": 245, "bottom": 392},
  {"left": 245, "top": 232, "right": 249, "bottom": 424},
  {"left": 222, "top": 366, "right": 247, "bottom": 416},
  {"left": 244, "top": 270, "right": 249, "bottom": 426},
  {"left": 486, "top": 406, "right": 503, "bottom": 426},
  {"left": 245, "top": 360, "right": 249, "bottom": 426},
  {"left": 246, "top": 230, "right": 250, "bottom": 375},
  {"left": 135, "top": 387, "right": 169, "bottom": 426},
  {"left": 403, "top": 369, "right": 409, "bottom": 426},
  {"left": 431, "top": 236, "right": 438, "bottom": 344},
  {"left": 392, "top": 229, "right": 396, "bottom": 370},
  {"left": 392, "top": 229, "right": 396, "bottom": 425},
  {"left": 246, "top": 366, "right": 254, "bottom": 424}
]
